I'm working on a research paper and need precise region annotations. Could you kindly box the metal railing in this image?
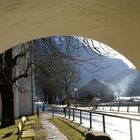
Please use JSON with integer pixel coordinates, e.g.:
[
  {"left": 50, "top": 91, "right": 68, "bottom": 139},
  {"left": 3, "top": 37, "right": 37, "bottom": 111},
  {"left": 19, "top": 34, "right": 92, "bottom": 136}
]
[
  {"left": 80, "top": 102, "right": 140, "bottom": 113},
  {"left": 100, "top": 104, "right": 140, "bottom": 113},
  {"left": 62, "top": 107, "right": 140, "bottom": 140}
]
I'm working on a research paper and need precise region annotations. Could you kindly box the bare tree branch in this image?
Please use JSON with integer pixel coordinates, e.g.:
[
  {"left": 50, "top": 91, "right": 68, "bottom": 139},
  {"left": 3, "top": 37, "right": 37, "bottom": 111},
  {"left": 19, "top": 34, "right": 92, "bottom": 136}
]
[{"left": 12, "top": 63, "right": 31, "bottom": 83}]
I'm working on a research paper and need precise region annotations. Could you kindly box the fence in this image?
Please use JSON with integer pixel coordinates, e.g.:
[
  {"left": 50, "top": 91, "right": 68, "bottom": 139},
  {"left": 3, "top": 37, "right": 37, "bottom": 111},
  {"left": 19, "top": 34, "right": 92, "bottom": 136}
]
[
  {"left": 80, "top": 102, "right": 140, "bottom": 113},
  {"left": 51, "top": 106, "right": 140, "bottom": 140},
  {"left": 100, "top": 103, "right": 140, "bottom": 113}
]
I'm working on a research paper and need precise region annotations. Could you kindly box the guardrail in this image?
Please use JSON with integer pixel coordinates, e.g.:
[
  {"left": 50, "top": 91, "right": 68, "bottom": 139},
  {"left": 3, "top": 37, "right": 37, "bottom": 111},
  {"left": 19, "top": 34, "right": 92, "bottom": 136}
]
[
  {"left": 100, "top": 105, "right": 140, "bottom": 113},
  {"left": 80, "top": 102, "right": 140, "bottom": 113},
  {"left": 51, "top": 106, "right": 140, "bottom": 140}
]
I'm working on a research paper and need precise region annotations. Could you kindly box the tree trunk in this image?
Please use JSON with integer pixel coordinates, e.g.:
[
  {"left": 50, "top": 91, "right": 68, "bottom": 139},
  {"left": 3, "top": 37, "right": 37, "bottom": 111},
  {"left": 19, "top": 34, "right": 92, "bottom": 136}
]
[
  {"left": 0, "top": 49, "right": 15, "bottom": 127},
  {"left": 1, "top": 84, "right": 15, "bottom": 127}
]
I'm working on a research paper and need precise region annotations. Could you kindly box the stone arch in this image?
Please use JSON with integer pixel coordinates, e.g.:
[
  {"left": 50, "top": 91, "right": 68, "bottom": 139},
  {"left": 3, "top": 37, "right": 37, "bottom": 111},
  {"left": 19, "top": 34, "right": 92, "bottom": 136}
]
[{"left": 0, "top": 0, "right": 140, "bottom": 69}]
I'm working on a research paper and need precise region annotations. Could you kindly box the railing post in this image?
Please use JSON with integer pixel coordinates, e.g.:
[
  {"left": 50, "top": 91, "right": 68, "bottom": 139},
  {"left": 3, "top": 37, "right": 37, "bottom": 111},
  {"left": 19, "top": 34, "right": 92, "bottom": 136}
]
[
  {"left": 89, "top": 112, "right": 92, "bottom": 130},
  {"left": 110, "top": 106, "right": 112, "bottom": 111},
  {"left": 52, "top": 108, "right": 54, "bottom": 117},
  {"left": 118, "top": 104, "right": 120, "bottom": 112},
  {"left": 68, "top": 108, "right": 70, "bottom": 119},
  {"left": 138, "top": 105, "right": 140, "bottom": 113},
  {"left": 129, "top": 119, "right": 133, "bottom": 140},
  {"left": 103, "top": 106, "right": 104, "bottom": 110},
  {"left": 73, "top": 109, "right": 75, "bottom": 121},
  {"left": 50, "top": 107, "right": 140, "bottom": 140},
  {"left": 65, "top": 107, "right": 66, "bottom": 118},
  {"left": 88, "top": 102, "right": 91, "bottom": 109},
  {"left": 102, "top": 115, "right": 106, "bottom": 133},
  {"left": 127, "top": 105, "right": 129, "bottom": 112},
  {"left": 80, "top": 110, "right": 82, "bottom": 124}
]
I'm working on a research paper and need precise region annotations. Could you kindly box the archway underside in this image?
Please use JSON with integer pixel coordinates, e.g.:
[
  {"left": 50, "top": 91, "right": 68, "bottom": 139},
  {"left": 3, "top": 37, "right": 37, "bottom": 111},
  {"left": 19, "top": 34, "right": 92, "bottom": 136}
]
[{"left": 0, "top": 0, "right": 140, "bottom": 69}]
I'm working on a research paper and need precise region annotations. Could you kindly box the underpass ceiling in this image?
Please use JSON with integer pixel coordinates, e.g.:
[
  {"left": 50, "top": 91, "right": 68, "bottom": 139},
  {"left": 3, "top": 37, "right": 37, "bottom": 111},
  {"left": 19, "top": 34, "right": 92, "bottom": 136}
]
[{"left": 0, "top": 0, "right": 140, "bottom": 69}]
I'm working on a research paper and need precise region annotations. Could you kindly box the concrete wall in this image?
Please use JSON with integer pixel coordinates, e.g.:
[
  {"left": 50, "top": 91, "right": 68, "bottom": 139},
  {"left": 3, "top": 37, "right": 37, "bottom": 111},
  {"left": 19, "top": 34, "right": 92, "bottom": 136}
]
[
  {"left": 14, "top": 75, "right": 34, "bottom": 118},
  {"left": 13, "top": 44, "right": 35, "bottom": 118}
]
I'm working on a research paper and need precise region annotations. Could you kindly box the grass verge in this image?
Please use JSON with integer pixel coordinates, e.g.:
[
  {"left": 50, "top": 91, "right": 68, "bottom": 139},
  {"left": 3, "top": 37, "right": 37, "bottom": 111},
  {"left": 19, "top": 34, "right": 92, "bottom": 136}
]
[{"left": 49, "top": 117, "right": 86, "bottom": 140}]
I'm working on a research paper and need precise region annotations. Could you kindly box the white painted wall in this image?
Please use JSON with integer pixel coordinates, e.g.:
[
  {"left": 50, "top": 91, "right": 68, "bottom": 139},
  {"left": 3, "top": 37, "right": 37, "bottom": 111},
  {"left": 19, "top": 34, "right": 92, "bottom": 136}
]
[{"left": 13, "top": 44, "right": 35, "bottom": 118}]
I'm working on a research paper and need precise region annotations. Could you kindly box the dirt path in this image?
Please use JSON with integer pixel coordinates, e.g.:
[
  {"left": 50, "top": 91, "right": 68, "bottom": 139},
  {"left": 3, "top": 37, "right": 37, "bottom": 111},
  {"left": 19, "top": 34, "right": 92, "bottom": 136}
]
[{"left": 41, "top": 113, "right": 68, "bottom": 140}]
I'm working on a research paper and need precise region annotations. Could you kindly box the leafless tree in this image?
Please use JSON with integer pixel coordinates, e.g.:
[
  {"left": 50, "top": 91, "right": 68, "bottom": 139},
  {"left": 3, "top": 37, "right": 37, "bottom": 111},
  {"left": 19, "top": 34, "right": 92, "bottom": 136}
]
[
  {"left": 0, "top": 43, "right": 33, "bottom": 127},
  {"left": 34, "top": 36, "right": 113, "bottom": 103},
  {"left": 0, "top": 35, "right": 113, "bottom": 127}
]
